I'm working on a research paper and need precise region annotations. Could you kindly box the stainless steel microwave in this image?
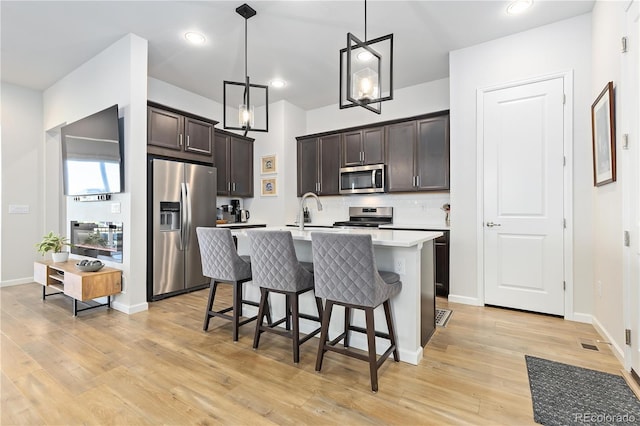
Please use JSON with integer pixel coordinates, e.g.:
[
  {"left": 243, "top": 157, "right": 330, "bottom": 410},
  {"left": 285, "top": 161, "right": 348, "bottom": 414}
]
[{"left": 339, "top": 164, "right": 385, "bottom": 194}]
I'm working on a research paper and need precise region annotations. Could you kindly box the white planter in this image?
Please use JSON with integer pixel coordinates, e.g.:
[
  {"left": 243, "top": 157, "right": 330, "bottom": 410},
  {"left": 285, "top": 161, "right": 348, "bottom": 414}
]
[{"left": 51, "top": 252, "right": 69, "bottom": 263}]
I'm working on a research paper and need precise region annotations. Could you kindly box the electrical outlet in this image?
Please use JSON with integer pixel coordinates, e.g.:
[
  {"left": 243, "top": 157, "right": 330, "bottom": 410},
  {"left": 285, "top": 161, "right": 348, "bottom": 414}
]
[
  {"left": 111, "top": 202, "right": 121, "bottom": 214},
  {"left": 597, "top": 280, "right": 602, "bottom": 297},
  {"left": 394, "top": 258, "right": 406, "bottom": 275}
]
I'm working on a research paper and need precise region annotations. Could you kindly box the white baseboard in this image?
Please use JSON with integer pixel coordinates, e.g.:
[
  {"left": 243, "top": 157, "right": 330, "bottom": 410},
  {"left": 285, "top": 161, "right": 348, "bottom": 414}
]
[
  {"left": 112, "top": 301, "right": 148, "bottom": 315},
  {"left": 1, "top": 277, "right": 34, "bottom": 287},
  {"left": 592, "top": 316, "right": 625, "bottom": 366},
  {"left": 447, "top": 294, "right": 482, "bottom": 306},
  {"left": 569, "top": 312, "right": 593, "bottom": 324}
]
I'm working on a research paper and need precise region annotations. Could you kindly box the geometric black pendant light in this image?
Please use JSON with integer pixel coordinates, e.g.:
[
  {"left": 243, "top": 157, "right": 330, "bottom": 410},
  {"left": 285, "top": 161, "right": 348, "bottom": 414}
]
[
  {"left": 223, "top": 3, "right": 269, "bottom": 135},
  {"left": 339, "top": 0, "right": 393, "bottom": 114}
]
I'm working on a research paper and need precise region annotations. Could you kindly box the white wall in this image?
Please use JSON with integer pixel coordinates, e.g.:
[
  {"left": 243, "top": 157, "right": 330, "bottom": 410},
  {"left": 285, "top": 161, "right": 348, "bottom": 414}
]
[
  {"left": 449, "top": 14, "right": 593, "bottom": 314},
  {"left": 302, "top": 78, "right": 451, "bottom": 227},
  {"left": 0, "top": 83, "right": 44, "bottom": 286},
  {"left": 43, "top": 33, "right": 149, "bottom": 314},
  {"left": 590, "top": 1, "right": 625, "bottom": 356}
]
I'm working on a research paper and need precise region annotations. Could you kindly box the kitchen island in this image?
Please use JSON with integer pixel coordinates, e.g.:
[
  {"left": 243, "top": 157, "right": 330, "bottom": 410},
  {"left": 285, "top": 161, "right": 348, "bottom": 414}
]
[{"left": 232, "top": 226, "right": 442, "bottom": 365}]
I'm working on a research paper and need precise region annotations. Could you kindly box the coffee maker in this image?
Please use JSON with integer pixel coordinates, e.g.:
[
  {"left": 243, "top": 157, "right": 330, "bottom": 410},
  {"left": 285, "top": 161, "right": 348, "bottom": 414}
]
[{"left": 230, "top": 199, "right": 241, "bottom": 222}]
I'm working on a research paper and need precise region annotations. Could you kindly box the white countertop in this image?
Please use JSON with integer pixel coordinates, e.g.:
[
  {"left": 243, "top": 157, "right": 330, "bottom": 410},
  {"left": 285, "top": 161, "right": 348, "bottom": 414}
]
[
  {"left": 380, "top": 223, "right": 450, "bottom": 231},
  {"left": 233, "top": 226, "right": 442, "bottom": 248},
  {"left": 216, "top": 223, "right": 267, "bottom": 228}
]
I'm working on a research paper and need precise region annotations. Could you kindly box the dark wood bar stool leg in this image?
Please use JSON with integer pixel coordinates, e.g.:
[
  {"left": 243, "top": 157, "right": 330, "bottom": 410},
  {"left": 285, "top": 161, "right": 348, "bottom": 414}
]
[
  {"left": 253, "top": 287, "right": 269, "bottom": 349},
  {"left": 316, "top": 300, "right": 333, "bottom": 372},
  {"left": 203, "top": 280, "right": 218, "bottom": 331},
  {"left": 292, "top": 294, "right": 300, "bottom": 363},
  {"left": 285, "top": 294, "right": 291, "bottom": 331},
  {"left": 344, "top": 307, "right": 352, "bottom": 348},
  {"left": 232, "top": 281, "right": 243, "bottom": 342},
  {"left": 383, "top": 300, "right": 400, "bottom": 362},
  {"left": 365, "top": 307, "right": 378, "bottom": 392}
]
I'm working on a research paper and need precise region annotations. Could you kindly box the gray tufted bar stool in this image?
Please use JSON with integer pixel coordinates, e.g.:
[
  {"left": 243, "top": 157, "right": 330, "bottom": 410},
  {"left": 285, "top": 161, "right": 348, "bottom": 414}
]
[
  {"left": 311, "top": 232, "right": 401, "bottom": 392},
  {"left": 247, "top": 230, "right": 323, "bottom": 364},
  {"left": 196, "top": 227, "right": 268, "bottom": 342}
]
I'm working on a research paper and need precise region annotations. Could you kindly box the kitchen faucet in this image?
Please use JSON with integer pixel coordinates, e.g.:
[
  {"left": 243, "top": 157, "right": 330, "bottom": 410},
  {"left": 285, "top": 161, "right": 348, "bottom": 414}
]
[{"left": 298, "top": 192, "right": 323, "bottom": 231}]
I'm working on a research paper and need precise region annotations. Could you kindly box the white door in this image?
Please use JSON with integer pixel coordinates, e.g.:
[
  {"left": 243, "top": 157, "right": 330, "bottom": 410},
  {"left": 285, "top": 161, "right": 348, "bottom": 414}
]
[
  {"left": 622, "top": 0, "right": 640, "bottom": 374},
  {"left": 483, "top": 77, "right": 565, "bottom": 315}
]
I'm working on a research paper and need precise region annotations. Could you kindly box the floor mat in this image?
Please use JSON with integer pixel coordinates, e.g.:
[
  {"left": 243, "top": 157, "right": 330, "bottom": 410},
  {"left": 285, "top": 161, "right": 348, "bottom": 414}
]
[{"left": 525, "top": 355, "right": 640, "bottom": 425}]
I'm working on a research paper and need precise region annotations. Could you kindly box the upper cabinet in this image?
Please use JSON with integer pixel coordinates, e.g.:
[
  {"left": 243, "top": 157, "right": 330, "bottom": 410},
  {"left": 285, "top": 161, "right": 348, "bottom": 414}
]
[
  {"left": 147, "top": 103, "right": 217, "bottom": 164},
  {"left": 214, "top": 130, "right": 254, "bottom": 197},
  {"left": 386, "top": 113, "right": 449, "bottom": 192},
  {"left": 297, "top": 110, "right": 449, "bottom": 196},
  {"left": 297, "top": 134, "right": 341, "bottom": 196},
  {"left": 341, "top": 127, "right": 385, "bottom": 167}
]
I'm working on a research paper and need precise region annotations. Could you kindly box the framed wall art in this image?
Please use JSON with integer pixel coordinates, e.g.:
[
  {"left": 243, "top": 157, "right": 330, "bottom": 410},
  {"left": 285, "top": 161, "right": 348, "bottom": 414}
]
[
  {"left": 261, "top": 154, "right": 277, "bottom": 174},
  {"left": 591, "top": 81, "right": 616, "bottom": 186},
  {"left": 260, "top": 177, "right": 277, "bottom": 196}
]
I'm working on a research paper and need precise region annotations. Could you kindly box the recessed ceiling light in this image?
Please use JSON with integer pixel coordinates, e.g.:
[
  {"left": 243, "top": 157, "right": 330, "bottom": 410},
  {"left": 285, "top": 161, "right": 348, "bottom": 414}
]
[
  {"left": 506, "top": 0, "right": 533, "bottom": 15},
  {"left": 184, "top": 32, "right": 206, "bottom": 45},
  {"left": 270, "top": 79, "right": 287, "bottom": 88}
]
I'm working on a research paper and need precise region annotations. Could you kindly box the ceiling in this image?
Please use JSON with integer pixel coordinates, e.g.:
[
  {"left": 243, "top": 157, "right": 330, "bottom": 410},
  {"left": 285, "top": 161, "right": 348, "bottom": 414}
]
[{"left": 1, "top": 0, "right": 594, "bottom": 111}]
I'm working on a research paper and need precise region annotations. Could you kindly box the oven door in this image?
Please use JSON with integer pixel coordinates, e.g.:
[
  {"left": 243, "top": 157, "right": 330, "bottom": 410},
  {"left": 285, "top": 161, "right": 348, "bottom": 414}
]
[{"left": 339, "top": 164, "right": 385, "bottom": 194}]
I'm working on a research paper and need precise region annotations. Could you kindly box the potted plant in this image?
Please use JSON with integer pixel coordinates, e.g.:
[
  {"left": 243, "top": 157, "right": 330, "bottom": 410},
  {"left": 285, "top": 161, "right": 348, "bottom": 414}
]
[{"left": 35, "top": 231, "right": 71, "bottom": 262}]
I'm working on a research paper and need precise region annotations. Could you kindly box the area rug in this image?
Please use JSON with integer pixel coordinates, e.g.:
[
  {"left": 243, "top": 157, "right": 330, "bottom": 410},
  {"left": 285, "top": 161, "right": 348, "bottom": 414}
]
[
  {"left": 435, "top": 308, "right": 452, "bottom": 327},
  {"left": 525, "top": 355, "right": 640, "bottom": 425}
]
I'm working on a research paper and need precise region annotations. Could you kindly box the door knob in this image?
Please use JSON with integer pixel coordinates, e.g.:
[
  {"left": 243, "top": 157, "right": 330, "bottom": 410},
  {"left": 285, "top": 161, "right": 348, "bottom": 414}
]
[{"left": 486, "top": 221, "right": 502, "bottom": 227}]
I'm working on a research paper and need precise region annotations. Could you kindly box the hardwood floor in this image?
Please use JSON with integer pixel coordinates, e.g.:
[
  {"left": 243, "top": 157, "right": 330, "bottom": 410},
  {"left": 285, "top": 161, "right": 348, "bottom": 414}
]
[{"left": 1, "top": 283, "right": 622, "bottom": 425}]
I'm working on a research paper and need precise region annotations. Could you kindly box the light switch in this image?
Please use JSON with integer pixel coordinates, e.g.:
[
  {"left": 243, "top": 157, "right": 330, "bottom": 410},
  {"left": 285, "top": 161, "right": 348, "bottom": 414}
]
[
  {"left": 8, "top": 204, "right": 29, "bottom": 214},
  {"left": 111, "top": 202, "right": 121, "bottom": 214}
]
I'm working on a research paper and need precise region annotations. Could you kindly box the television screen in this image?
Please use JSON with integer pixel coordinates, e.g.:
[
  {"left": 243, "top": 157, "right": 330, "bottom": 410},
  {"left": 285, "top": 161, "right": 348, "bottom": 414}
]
[{"left": 61, "top": 105, "right": 123, "bottom": 196}]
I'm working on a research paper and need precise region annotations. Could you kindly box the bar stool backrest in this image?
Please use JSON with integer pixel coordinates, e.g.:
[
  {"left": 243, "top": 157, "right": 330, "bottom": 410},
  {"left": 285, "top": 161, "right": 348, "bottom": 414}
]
[
  {"left": 311, "top": 232, "right": 387, "bottom": 307},
  {"left": 248, "top": 230, "right": 313, "bottom": 292},
  {"left": 196, "top": 227, "right": 251, "bottom": 282}
]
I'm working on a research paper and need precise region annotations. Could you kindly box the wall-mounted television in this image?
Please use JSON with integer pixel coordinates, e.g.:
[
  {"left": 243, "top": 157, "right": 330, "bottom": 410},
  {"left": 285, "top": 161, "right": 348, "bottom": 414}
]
[{"left": 61, "top": 104, "right": 124, "bottom": 196}]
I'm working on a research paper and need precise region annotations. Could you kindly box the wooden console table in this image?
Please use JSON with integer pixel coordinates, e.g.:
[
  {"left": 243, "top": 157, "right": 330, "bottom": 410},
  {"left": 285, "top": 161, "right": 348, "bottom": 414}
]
[{"left": 34, "top": 260, "right": 122, "bottom": 316}]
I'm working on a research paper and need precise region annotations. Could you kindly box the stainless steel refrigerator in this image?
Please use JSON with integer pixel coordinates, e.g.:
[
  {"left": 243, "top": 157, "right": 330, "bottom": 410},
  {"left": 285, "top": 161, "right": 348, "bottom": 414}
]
[{"left": 148, "top": 158, "right": 216, "bottom": 300}]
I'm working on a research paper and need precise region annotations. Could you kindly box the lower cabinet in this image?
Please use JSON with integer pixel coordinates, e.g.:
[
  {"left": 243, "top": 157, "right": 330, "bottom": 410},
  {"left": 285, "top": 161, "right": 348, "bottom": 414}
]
[{"left": 434, "top": 231, "right": 450, "bottom": 297}]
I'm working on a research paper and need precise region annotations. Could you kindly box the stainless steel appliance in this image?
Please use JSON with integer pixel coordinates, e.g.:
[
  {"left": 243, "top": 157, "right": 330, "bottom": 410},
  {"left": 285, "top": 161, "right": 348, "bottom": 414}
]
[
  {"left": 333, "top": 206, "right": 393, "bottom": 228},
  {"left": 339, "top": 164, "right": 385, "bottom": 194},
  {"left": 240, "top": 209, "right": 250, "bottom": 222},
  {"left": 149, "top": 158, "right": 216, "bottom": 300}
]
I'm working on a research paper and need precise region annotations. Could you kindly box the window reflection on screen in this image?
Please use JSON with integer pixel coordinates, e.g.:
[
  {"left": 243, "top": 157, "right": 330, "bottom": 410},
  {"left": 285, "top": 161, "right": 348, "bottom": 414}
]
[{"left": 65, "top": 160, "right": 120, "bottom": 195}]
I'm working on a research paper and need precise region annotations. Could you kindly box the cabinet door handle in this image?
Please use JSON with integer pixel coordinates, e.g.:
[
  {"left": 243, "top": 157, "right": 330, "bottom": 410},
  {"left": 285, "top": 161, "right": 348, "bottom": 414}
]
[
  {"left": 227, "top": 182, "right": 231, "bottom": 191},
  {"left": 416, "top": 176, "right": 421, "bottom": 187},
  {"left": 232, "top": 182, "right": 236, "bottom": 192},
  {"left": 486, "top": 221, "right": 502, "bottom": 227},
  {"left": 179, "top": 134, "right": 183, "bottom": 146},
  {"left": 186, "top": 135, "right": 190, "bottom": 147}
]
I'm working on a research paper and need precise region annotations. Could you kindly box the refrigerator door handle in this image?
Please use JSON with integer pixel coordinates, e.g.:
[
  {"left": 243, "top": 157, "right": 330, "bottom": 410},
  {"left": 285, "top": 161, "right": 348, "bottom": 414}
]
[
  {"left": 180, "top": 182, "right": 187, "bottom": 251},
  {"left": 184, "top": 182, "right": 192, "bottom": 248}
]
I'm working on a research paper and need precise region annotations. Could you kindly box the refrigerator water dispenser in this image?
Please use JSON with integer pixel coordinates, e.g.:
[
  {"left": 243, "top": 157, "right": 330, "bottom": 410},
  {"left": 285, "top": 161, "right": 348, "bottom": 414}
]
[{"left": 160, "top": 202, "right": 181, "bottom": 231}]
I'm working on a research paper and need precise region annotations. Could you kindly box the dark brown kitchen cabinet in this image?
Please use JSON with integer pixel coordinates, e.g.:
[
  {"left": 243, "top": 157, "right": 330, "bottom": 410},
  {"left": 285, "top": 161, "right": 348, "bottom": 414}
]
[
  {"left": 296, "top": 134, "right": 341, "bottom": 196},
  {"left": 214, "top": 130, "right": 254, "bottom": 197},
  {"left": 147, "top": 103, "right": 217, "bottom": 164},
  {"left": 386, "top": 113, "right": 449, "bottom": 192},
  {"left": 342, "top": 127, "right": 385, "bottom": 167},
  {"left": 434, "top": 231, "right": 450, "bottom": 297}
]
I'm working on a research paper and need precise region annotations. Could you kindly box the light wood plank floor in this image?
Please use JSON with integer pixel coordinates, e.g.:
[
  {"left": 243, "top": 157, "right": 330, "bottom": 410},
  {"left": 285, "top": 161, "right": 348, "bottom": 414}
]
[{"left": 1, "top": 283, "right": 622, "bottom": 425}]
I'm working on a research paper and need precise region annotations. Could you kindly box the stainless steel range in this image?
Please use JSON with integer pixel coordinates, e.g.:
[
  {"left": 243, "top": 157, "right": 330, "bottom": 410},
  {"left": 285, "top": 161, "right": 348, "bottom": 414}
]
[{"left": 333, "top": 207, "right": 393, "bottom": 228}]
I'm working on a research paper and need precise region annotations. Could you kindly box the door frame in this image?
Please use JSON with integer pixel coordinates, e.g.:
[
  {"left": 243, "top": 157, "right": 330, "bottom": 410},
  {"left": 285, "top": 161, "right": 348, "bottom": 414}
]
[{"left": 475, "top": 71, "right": 575, "bottom": 320}]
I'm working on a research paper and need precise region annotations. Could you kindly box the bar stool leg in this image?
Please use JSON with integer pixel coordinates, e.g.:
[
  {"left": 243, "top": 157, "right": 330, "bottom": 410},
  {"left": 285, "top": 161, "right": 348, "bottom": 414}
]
[
  {"left": 316, "top": 300, "right": 334, "bottom": 372},
  {"left": 344, "top": 307, "right": 352, "bottom": 348},
  {"left": 315, "top": 297, "right": 324, "bottom": 322},
  {"left": 292, "top": 294, "right": 300, "bottom": 363},
  {"left": 232, "top": 280, "right": 242, "bottom": 342},
  {"left": 365, "top": 307, "right": 378, "bottom": 392},
  {"left": 203, "top": 280, "right": 218, "bottom": 331},
  {"left": 383, "top": 300, "right": 400, "bottom": 362},
  {"left": 253, "top": 287, "right": 269, "bottom": 349},
  {"left": 285, "top": 294, "right": 291, "bottom": 331}
]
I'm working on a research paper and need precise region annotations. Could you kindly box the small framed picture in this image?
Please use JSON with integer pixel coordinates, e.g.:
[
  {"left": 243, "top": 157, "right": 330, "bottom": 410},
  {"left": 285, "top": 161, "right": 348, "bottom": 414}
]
[
  {"left": 261, "top": 154, "right": 277, "bottom": 174},
  {"left": 591, "top": 81, "right": 616, "bottom": 186},
  {"left": 261, "top": 178, "right": 277, "bottom": 196}
]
